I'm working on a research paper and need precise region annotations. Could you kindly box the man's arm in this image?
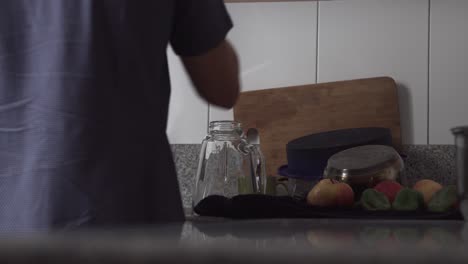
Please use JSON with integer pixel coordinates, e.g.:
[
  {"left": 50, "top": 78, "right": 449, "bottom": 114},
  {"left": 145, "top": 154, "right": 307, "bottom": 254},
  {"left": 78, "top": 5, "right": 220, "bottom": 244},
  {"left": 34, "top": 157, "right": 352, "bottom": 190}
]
[{"left": 181, "top": 40, "right": 240, "bottom": 109}]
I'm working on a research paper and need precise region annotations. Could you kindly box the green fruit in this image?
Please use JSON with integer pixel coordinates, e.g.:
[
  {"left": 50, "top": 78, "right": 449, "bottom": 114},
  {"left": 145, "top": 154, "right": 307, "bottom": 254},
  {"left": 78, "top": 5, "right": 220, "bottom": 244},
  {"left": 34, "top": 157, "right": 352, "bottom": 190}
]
[
  {"left": 427, "top": 185, "right": 458, "bottom": 213},
  {"left": 392, "top": 188, "right": 424, "bottom": 211},
  {"left": 361, "top": 189, "right": 391, "bottom": 211}
]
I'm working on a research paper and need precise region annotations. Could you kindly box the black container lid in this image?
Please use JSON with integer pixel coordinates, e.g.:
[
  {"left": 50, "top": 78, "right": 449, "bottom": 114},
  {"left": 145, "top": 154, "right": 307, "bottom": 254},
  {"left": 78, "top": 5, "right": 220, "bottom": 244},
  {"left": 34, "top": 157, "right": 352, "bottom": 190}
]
[
  {"left": 281, "top": 127, "right": 393, "bottom": 180},
  {"left": 287, "top": 127, "right": 393, "bottom": 150}
]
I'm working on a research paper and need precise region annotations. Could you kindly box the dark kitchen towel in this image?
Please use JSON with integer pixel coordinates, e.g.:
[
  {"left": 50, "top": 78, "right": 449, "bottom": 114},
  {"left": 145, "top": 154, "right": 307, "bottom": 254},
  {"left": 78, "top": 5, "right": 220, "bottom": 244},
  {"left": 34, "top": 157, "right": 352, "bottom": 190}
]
[{"left": 194, "top": 195, "right": 463, "bottom": 220}]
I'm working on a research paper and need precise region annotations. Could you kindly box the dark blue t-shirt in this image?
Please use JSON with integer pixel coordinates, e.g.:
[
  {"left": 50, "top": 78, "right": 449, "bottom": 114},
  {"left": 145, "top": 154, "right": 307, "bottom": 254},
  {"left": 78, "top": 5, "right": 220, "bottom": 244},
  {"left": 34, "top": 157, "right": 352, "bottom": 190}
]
[{"left": 0, "top": 0, "right": 232, "bottom": 231}]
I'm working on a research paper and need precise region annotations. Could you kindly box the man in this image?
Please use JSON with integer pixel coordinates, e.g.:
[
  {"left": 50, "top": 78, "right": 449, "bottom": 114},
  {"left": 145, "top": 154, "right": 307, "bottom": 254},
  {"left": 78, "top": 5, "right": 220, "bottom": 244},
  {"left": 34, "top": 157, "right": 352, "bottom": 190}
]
[{"left": 0, "top": 0, "right": 239, "bottom": 230}]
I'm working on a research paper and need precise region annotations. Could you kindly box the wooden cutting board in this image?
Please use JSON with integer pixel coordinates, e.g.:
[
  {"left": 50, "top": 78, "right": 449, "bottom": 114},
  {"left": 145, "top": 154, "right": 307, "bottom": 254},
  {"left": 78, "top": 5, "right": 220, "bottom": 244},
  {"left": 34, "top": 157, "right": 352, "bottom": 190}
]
[{"left": 233, "top": 77, "right": 401, "bottom": 177}]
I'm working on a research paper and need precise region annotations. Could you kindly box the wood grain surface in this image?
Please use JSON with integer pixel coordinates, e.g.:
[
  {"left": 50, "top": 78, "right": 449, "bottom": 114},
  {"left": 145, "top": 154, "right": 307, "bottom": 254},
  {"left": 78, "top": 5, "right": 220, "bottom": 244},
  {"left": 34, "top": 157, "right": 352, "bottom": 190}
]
[{"left": 233, "top": 77, "right": 402, "bottom": 177}]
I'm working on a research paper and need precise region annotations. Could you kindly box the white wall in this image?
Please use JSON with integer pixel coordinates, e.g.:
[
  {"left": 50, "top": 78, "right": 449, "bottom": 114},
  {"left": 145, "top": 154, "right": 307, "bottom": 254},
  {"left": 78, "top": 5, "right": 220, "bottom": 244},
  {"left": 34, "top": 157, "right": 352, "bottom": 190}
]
[
  {"left": 167, "top": 0, "right": 468, "bottom": 145},
  {"left": 429, "top": 0, "right": 468, "bottom": 144},
  {"left": 166, "top": 47, "right": 208, "bottom": 144},
  {"left": 210, "top": 2, "right": 318, "bottom": 122},
  {"left": 318, "top": 0, "right": 429, "bottom": 145}
]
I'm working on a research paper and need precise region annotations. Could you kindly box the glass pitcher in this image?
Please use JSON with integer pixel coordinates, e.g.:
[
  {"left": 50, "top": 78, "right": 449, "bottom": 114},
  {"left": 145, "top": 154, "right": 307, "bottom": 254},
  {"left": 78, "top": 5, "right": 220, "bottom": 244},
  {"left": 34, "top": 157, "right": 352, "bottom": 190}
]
[{"left": 192, "top": 121, "right": 266, "bottom": 208}]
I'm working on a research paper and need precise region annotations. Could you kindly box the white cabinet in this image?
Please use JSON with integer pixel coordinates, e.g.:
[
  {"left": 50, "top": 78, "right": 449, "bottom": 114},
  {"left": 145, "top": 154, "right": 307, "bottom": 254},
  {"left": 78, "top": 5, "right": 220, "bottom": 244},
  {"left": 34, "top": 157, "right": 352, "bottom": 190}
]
[
  {"left": 317, "top": 0, "right": 430, "bottom": 145},
  {"left": 210, "top": 2, "right": 318, "bottom": 122},
  {"left": 166, "top": 47, "right": 208, "bottom": 144},
  {"left": 429, "top": 0, "right": 468, "bottom": 144}
]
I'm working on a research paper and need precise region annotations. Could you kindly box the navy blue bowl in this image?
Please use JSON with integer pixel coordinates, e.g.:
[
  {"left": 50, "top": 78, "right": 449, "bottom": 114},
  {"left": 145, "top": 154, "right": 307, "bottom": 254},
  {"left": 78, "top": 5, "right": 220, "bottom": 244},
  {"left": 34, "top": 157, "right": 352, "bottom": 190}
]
[{"left": 278, "top": 127, "right": 394, "bottom": 180}]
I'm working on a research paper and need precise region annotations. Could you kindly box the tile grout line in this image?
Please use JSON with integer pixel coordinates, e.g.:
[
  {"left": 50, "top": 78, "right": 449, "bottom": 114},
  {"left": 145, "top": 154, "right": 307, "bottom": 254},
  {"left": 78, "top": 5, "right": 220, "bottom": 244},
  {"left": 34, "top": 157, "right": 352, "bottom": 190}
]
[
  {"left": 315, "top": 1, "right": 320, "bottom": 84},
  {"left": 427, "top": 0, "right": 432, "bottom": 145}
]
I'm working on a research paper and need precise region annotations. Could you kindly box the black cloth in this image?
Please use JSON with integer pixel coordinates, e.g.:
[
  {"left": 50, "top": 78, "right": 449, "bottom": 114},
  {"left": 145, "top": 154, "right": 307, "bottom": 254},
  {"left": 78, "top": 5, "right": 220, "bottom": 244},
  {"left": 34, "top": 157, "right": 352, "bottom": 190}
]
[
  {"left": 194, "top": 195, "right": 463, "bottom": 220},
  {"left": 0, "top": 0, "right": 232, "bottom": 231}
]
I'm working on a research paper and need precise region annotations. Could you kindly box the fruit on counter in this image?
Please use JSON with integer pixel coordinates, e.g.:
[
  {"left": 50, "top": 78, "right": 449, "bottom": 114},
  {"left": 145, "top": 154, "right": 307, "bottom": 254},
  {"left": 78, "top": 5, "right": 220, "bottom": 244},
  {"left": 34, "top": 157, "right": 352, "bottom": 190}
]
[
  {"left": 306, "top": 179, "right": 354, "bottom": 207},
  {"left": 413, "top": 179, "right": 443, "bottom": 205},
  {"left": 360, "top": 189, "right": 391, "bottom": 211},
  {"left": 334, "top": 182, "right": 355, "bottom": 207},
  {"left": 427, "top": 185, "right": 458, "bottom": 213},
  {"left": 374, "top": 180, "right": 403, "bottom": 203},
  {"left": 392, "top": 188, "right": 424, "bottom": 211}
]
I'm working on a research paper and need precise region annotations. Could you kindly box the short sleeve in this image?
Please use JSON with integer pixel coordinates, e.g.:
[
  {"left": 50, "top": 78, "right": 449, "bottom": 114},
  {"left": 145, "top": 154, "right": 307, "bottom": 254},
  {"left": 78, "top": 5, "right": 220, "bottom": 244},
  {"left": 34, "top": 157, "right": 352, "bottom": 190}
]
[{"left": 170, "top": 0, "right": 233, "bottom": 57}]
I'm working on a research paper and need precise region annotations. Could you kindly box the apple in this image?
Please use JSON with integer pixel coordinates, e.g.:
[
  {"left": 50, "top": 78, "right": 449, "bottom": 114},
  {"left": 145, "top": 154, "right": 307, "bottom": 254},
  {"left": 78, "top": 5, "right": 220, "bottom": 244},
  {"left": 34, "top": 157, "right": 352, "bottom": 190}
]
[
  {"left": 307, "top": 179, "right": 354, "bottom": 207},
  {"left": 413, "top": 179, "right": 443, "bottom": 205},
  {"left": 374, "top": 180, "right": 403, "bottom": 203}
]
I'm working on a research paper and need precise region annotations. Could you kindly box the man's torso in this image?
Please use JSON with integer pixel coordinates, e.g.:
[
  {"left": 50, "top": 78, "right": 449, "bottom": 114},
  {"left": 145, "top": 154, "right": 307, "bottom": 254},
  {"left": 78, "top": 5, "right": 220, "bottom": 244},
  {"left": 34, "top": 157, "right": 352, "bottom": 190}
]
[{"left": 0, "top": 0, "right": 184, "bottom": 230}]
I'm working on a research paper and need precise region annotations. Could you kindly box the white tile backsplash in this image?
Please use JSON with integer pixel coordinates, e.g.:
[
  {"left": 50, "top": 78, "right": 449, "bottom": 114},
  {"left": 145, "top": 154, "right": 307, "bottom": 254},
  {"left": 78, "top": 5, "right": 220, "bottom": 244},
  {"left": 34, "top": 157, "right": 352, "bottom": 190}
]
[
  {"left": 317, "top": 0, "right": 430, "bottom": 145},
  {"left": 429, "top": 0, "right": 468, "bottom": 144},
  {"left": 210, "top": 2, "right": 318, "bottom": 122},
  {"left": 168, "top": 0, "right": 465, "bottom": 146},
  {"left": 166, "top": 47, "right": 208, "bottom": 144}
]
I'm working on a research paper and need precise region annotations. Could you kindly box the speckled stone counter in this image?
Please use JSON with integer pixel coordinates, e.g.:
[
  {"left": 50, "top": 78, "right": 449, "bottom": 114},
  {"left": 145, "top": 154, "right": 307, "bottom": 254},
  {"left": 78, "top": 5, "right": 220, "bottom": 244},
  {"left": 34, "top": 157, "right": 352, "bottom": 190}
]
[
  {"left": 171, "top": 145, "right": 201, "bottom": 208},
  {"left": 172, "top": 144, "right": 457, "bottom": 208},
  {"left": 0, "top": 147, "right": 459, "bottom": 263},
  {"left": 401, "top": 145, "right": 456, "bottom": 186}
]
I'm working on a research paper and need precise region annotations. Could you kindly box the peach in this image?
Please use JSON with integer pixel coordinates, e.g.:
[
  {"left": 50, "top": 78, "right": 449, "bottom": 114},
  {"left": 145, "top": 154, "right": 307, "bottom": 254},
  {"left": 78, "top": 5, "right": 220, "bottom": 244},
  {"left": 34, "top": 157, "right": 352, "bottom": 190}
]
[
  {"left": 413, "top": 179, "right": 443, "bottom": 205},
  {"left": 307, "top": 179, "right": 355, "bottom": 207}
]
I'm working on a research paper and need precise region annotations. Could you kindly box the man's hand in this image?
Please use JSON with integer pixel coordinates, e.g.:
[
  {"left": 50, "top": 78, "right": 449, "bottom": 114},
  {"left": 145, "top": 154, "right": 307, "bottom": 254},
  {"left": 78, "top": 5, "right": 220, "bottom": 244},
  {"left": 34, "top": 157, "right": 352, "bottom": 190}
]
[{"left": 181, "top": 40, "right": 240, "bottom": 109}]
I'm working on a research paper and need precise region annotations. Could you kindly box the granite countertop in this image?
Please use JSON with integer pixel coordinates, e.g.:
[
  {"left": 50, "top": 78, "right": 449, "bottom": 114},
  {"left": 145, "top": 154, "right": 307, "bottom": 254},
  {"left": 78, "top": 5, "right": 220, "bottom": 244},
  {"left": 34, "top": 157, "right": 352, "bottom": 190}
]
[
  {"left": 172, "top": 145, "right": 458, "bottom": 209},
  {"left": 0, "top": 144, "right": 451, "bottom": 263},
  {"left": 0, "top": 217, "right": 467, "bottom": 263}
]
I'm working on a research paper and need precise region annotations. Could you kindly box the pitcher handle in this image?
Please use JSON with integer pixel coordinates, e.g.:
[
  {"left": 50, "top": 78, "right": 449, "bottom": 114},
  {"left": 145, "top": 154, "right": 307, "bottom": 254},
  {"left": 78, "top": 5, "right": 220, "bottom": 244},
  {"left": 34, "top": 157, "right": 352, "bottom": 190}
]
[
  {"left": 249, "top": 143, "right": 267, "bottom": 194},
  {"left": 239, "top": 139, "right": 267, "bottom": 194}
]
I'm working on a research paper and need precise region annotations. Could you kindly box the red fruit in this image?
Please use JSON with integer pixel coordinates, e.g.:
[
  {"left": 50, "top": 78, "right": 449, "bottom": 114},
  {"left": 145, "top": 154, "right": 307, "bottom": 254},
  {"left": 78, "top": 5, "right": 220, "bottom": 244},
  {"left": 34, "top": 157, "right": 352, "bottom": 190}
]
[
  {"left": 374, "top": 180, "right": 403, "bottom": 203},
  {"left": 307, "top": 179, "right": 355, "bottom": 207},
  {"left": 335, "top": 183, "right": 355, "bottom": 207}
]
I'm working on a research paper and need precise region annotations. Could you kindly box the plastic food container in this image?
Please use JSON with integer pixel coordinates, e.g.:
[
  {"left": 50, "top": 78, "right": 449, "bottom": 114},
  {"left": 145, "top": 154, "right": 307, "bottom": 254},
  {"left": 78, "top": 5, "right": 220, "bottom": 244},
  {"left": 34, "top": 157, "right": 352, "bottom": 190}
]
[{"left": 323, "top": 145, "right": 406, "bottom": 196}]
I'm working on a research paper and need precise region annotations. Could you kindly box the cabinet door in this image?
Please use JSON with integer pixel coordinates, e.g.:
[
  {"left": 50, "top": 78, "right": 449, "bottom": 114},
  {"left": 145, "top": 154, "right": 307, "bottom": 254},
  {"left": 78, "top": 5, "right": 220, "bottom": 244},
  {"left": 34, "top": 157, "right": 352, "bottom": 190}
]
[
  {"left": 318, "top": 0, "right": 429, "bottom": 144},
  {"left": 166, "top": 47, "right": 209, "bottom": 144},
  {"left": 430, "top": 0, "right": 468, "bottom": 144},
  {"left": 210, "top": 2, "right": 318, "bottom": 122}
]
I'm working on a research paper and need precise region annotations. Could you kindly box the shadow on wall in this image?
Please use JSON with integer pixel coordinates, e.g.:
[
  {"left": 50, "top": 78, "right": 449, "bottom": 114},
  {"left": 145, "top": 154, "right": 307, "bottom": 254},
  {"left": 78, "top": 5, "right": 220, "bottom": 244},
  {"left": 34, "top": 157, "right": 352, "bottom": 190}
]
[{"left": 397, "top": 82, "right": 414, "bottom": 144}]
